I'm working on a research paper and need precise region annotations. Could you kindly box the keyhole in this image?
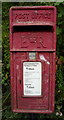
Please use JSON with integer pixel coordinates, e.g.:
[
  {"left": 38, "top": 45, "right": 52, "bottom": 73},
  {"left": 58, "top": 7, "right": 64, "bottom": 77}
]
[{"left": 20, "top": 80, "right": 21, "bottom": 84}]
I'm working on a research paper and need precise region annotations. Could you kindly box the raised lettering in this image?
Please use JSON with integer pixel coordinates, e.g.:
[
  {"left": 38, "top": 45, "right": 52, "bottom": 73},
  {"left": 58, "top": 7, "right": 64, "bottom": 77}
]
[
  {"left": 21, "top": 36, "right": 28, "bottom": 48},
  {"left": 21, "top": 35, "right": 47, "bottom": 48},
  {"left": 14, "top": 10, "right": 51, "bottom": 22}
]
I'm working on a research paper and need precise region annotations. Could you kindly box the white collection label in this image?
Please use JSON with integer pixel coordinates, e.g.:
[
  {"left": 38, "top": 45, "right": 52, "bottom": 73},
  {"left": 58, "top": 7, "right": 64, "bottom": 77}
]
[{"left": 23, "top": 62, "right": 42, "bottom": 96}]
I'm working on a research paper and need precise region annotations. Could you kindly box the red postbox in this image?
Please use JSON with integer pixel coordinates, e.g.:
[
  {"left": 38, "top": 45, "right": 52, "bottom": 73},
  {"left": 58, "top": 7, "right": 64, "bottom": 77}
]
[{"left": 10, "top": 6, "right": 56, "bottom": 113}]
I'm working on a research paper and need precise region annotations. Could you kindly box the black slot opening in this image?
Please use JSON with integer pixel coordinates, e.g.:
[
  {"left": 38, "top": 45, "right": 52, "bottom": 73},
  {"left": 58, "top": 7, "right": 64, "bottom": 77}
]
[{"left": 13, "top": 25, "right": 53, "bottom": 32}]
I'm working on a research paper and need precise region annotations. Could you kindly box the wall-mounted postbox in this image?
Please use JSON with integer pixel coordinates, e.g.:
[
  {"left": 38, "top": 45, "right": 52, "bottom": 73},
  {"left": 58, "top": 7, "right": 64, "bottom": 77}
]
[{"left": 10, "top": 6, "right": 56, "bottom": 113}]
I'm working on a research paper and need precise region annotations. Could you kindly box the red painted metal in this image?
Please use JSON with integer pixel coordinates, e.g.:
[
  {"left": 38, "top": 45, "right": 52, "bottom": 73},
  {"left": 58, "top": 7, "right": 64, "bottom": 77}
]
[{"left": 10, "top": 6, "right": 56, "bottom": 113}]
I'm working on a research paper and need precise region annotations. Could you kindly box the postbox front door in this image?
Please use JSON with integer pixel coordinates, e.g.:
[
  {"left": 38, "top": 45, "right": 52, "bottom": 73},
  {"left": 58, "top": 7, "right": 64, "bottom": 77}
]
[{"left": 10, "top": 6, "right": 56, "bottom": 113}]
